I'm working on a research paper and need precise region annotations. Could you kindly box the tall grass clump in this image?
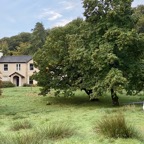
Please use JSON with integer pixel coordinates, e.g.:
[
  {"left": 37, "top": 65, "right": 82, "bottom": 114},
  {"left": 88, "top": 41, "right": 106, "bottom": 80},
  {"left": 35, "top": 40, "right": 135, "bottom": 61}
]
[
  {"left": 96, "top": 113, "right": 140, "bottom": 139},
  {"left": 12, "top": 132, "right": 42, "bottom": 144},
  {"left": 0, "top": 132, "right": 42, "bottom": 144},
  {"left": 36, "top": 122, "right": 75, "bottom": 140},
  {"left": 10, "top": 120, "right": 33, "bottom": 131}
]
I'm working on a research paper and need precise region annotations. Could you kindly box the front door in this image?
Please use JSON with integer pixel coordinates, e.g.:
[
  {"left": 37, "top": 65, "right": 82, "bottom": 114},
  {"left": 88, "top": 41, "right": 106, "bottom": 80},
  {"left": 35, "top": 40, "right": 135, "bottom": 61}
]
[{"left": 13, "top": 76, "right": 19, "bottom": 86}]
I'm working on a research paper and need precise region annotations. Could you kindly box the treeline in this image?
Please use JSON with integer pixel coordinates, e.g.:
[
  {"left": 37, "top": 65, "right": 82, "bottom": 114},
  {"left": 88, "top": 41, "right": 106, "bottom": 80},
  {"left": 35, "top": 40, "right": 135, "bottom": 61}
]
[{"left": 0, "top": 22, "right": 48, "bottom": 56}]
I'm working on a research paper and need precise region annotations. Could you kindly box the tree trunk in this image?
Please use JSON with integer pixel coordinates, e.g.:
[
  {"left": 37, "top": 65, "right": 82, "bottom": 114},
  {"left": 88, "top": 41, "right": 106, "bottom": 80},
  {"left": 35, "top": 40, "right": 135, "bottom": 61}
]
[
  {"left": 81, "top": 88, "right": 92, "bottom": 99},
  {"left": 111, "top": 88, "right": 119, "bottom": 106},
  {"left": 81, "top": 88, "right": 99, "bottom": 101}
]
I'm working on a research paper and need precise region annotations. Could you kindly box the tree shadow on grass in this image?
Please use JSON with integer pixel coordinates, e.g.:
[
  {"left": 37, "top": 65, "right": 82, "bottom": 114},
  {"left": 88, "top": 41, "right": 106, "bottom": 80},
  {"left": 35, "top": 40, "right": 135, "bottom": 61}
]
[
  {"left": 43, "top": 94, "right": 112, "bottom": 108},
  {"left": 43, "top": 91, "right": 143, "bottom": 109}
]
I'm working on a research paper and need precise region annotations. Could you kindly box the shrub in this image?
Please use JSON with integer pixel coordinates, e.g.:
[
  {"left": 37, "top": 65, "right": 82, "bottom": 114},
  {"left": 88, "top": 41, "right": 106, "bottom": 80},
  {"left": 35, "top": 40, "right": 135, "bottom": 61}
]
[
  {"left": 96, "top": 113, "right": 140, "bottom": 139},
  {"left": 10, "top": 120, "right": 33, "bottom": 131},
  {"left": 23, "top": 83, "right": 32, "bottom": 87},
  {"left": 2, "top": 81, "right": 15, "bottom": 88}
]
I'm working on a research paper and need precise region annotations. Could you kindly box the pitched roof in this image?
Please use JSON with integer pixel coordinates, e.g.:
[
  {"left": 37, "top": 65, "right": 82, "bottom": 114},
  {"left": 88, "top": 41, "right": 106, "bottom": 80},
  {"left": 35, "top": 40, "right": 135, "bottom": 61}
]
[
  {"left": 0, "top": 55, "right": 32, "bottom": 63},
  {"left": 9, "top": 72, "right": 25, "bottom": 78}
]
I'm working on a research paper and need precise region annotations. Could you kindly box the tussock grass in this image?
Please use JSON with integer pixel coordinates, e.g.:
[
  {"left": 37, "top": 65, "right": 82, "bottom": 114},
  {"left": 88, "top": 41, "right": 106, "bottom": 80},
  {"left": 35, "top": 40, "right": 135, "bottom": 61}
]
[
  {"left": 0, "top": 122, "right": 75, "bottom": 144},
  {"left": 12, "top": 132, "right": 42, "bottom": 144},
  {"left": 120, "top": 105, "right": 136, "bottom": 112},
  {"left": 10, "top": 120, "right": 33, "bottom": 131},
  {"left": 0, "top": 132, "right": 42, "bottom": 144},
  {"left": 96, "top": 113, "right": 140, "bottom": 139},
  {"left": 36, "top": 122, "right": 75, "bottom": 140}
]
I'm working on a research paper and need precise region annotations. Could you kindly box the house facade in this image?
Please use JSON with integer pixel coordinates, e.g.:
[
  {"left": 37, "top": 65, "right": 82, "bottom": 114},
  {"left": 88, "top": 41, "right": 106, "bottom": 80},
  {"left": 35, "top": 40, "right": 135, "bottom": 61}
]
[{"left": 0, "top": 53, "right": 38, "bottom": 86}]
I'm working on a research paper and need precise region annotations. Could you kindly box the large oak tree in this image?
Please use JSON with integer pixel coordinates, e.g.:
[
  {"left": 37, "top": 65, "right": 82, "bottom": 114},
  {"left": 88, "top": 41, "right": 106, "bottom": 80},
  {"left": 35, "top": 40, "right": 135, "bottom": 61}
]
[{"left": 34, "top": 1, "right": 144, "bottom": 105}]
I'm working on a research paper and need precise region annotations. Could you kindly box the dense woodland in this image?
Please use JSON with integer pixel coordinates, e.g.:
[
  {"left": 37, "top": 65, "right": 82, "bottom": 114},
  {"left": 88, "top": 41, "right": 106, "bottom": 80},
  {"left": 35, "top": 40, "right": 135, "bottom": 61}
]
[
  {"left": 0, "top": 22, "right": 47, "bottom": 55},
  {"left": 0, "top": 0, "right": 144, "bottom": 105}
]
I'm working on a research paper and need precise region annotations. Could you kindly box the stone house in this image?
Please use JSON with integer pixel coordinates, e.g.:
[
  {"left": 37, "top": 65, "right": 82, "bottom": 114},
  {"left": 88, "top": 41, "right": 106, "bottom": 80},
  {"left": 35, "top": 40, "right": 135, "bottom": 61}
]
[{"left": 0, "top": 52, "right": 38, "bottom": 86}]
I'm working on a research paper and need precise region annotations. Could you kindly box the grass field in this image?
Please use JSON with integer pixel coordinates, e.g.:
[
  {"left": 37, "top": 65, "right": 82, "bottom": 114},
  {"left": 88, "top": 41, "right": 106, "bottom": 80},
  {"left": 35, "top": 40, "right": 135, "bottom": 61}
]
[{"left": 0, "top": 87, "right": 144, "bottom": 144}]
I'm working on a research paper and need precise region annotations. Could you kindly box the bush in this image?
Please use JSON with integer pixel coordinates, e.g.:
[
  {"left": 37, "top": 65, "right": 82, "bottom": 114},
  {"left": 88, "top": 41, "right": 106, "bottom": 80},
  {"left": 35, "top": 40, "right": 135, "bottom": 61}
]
[
  {"left": 2, "top": 81, "right": 15, "bottom": 88},
  {"left": 23, "top": 83, "right": 32, "bottom": 87},
  {"left": 96, "top": 113, "right": 140, "bottom": 139}
]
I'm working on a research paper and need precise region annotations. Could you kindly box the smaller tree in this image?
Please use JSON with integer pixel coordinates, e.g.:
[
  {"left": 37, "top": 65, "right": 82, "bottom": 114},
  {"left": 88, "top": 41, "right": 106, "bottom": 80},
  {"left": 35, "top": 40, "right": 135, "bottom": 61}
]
[
  {"left": 0, "top": 40, "right": 9, "bottom": 55},
  {"left": 30, "top": 22, "right": 47, "bottom": 54}
]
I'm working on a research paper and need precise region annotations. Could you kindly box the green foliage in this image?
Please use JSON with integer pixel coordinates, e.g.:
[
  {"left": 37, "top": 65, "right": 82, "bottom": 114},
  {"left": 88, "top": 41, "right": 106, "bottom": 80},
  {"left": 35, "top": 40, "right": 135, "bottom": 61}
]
[
  {"left": 30, "top": 22, "right": 47, "bottom": 54},
  {"left": 0, "top": 32, "right": 31, "bottom": 54},
  {"left": 33, "top": 1, "right": 144, "bottom": 105},
  {"left": 0, "top": 23, "right": 47, "bottom": 56},
  {"left": 0, "top": 40, "right": 9, "bottom": 55},
  {"left": 23, "top": 83, "right": 32, "bottom": 87},
  {"left": 96, "top": 113, "right": 140, "bottom": 139},
  {"left": 133, "top": 5, "right": 144, "bottom": 33},
  {"left": 33, "top": 18, "right": 93, "bottom": 96},
  {"left": 82, "top": 0, "right": 144, "bottom": 103},
  {"left": 2, "top": 81, "right": 15, "bottom": 88}
]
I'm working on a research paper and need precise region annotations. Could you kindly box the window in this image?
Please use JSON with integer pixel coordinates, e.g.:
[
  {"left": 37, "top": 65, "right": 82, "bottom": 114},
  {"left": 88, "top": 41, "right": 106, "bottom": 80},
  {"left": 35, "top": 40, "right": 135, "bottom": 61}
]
[
  {"left": 29, "top": 77, "right": 33, "bottom": 85},
  {"left": 30, "top": 63, "right": 34, "bottom": 70},
  {"left": 4, "top": 64, "right": 8, "bottom": 71},
  {"left": 16, "top": 64, "right": 21, "bottom": 71}
]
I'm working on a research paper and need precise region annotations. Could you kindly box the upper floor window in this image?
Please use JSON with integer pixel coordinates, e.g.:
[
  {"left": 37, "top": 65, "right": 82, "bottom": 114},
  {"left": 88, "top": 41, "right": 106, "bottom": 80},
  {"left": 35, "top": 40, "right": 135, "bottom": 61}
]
[
  {"left": 30, "top": 63, "right": 34, "bottom": 70},
  {"left": 4, "top": 64, "right": 8, "bottom": 71},
  {"left": 16, "top": 64, "right": 21, "bottom": 71}
]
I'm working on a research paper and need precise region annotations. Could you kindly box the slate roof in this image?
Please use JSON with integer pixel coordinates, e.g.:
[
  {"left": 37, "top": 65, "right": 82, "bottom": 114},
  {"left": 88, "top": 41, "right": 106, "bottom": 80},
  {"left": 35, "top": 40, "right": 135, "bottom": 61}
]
[{"left": 0, "top": 55, "right": 32, "bottom": 63}]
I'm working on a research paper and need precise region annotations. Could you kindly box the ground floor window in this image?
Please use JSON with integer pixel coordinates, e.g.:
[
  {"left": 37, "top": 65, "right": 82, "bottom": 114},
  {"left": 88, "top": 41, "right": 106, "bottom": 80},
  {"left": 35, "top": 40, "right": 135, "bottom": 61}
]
[{"left": 29, "top": 77, "right": 33, "bottom": 85}]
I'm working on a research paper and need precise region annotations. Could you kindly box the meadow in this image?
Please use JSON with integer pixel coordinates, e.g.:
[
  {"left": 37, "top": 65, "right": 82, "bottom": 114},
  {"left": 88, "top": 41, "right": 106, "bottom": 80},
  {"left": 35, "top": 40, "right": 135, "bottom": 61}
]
[{"left": 0, "top": 87, "right": 144, "bottom": 144}]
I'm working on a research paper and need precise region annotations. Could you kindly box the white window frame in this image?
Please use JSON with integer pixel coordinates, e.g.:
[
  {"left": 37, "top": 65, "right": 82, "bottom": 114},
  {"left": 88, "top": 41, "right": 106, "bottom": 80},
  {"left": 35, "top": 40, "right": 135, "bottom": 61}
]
[{"left": 16, "top": 64, "right": 21, "bottom": 71}]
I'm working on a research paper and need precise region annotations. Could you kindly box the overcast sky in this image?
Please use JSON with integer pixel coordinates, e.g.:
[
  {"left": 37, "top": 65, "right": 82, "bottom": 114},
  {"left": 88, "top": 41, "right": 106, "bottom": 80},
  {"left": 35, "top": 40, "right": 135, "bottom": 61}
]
[{"left": 0, "top": 0, "right": 144, "bottom": 38}]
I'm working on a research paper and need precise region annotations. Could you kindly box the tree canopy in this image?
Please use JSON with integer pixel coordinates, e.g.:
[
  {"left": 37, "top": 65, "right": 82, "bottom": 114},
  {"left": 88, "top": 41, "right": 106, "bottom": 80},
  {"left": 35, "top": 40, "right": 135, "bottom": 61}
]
[
  {"left": 33, "top": 0, "right": 144, "bottom": 105},
  {"left": 0, "top": 22, "right": 48, "bottom": 56}
]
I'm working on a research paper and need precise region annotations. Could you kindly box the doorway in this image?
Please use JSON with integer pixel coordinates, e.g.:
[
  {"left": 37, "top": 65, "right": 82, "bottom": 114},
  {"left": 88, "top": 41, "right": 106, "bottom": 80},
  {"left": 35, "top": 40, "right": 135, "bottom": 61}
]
[{"left": 13, "top": 76, "right": 19, "bottom": 86}]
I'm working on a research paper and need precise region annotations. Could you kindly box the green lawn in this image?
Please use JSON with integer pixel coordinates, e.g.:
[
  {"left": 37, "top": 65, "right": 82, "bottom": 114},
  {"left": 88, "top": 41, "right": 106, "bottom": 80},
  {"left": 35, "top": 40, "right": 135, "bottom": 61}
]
[{"left": 0, "top": 87, "right": 144, "bottom": 144}]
